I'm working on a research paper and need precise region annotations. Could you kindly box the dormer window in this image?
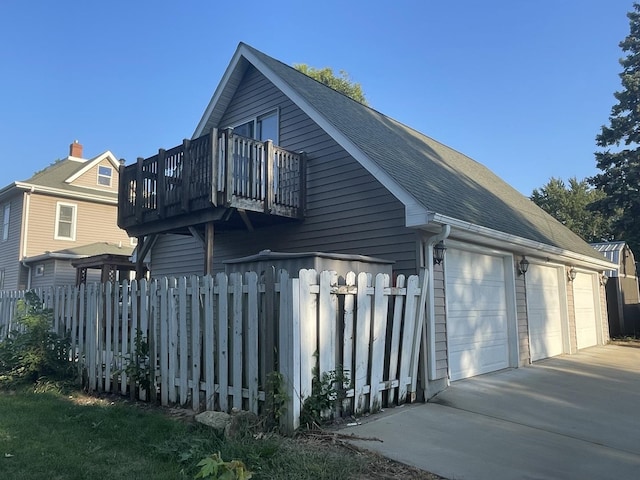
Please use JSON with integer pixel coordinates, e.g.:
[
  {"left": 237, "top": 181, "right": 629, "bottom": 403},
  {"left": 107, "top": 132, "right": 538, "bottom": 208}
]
[{"left": 98, "top": 166, "right": 113, "bottom": 187}]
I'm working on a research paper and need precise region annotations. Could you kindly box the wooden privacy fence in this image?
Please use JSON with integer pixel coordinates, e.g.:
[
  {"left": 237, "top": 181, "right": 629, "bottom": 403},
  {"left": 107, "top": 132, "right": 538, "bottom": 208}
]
[{"left": 0, "top": 269, "right": 427, "bottom": 431}]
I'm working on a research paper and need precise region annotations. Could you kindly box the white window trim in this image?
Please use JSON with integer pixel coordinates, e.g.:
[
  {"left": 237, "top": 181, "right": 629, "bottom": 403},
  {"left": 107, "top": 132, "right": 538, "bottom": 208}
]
[
  {"left": 54, "top": 202, "right": 77, "bottom": 241},
  {"left": 232, "top": 108, "right": 280, "bottom": 143},
  {"left": 2, "top": 203, "right": 9, "bottom": 242},
  {"left": 97, "top": 165, "right": 113, "bottom": 187},
  {"left": 35, "top": 264, "right": 45, "bottom": 277}
]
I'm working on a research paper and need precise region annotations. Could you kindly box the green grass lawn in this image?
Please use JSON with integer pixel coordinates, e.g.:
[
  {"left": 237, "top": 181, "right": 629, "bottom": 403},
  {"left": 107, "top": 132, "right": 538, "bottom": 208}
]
[{"left": 0, "top": 385, "right": 370, "bottom": 480}]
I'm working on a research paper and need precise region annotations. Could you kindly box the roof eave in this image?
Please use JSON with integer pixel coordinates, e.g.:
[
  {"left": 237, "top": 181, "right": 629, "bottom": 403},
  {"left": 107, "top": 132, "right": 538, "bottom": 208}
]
[
  {"left": 13, "top": 182, "right": 117, "bottom": 204},
  {"left": 409, "top": 212, "right": 618, "bottom": 271}
]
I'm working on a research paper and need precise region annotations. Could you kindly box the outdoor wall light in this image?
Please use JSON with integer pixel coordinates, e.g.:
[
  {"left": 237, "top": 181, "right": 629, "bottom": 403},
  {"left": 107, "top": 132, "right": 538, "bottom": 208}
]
[
  {"left": 568, "top": 266, "right": 577, "bottom": 282},
  {"left": 600, "top": 274, "right": 608, "bottom": 286},
  {"left": 518, "top": 257, "right": 530, "bottom": 276},
  {"left": 433, "top": 241, "right": 446, "bottom": 265}
]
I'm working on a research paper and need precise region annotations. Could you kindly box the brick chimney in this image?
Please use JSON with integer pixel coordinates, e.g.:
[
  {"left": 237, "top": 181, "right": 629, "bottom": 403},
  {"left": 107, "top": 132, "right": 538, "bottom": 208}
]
[{"left": 69, "top": 140, "right": 83, "bottom": 158}]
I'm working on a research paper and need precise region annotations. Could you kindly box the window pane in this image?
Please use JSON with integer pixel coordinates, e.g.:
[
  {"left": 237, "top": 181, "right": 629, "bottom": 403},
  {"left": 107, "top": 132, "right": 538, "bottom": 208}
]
[
  {"left": 98, "top": 166, "right": 111, "bottom": 176},
  {"left": 59, "top": 206, "right": 73, "bottom": 222},
  {"left": 58, "top": 222, "right": 71, "bottom": 238},
  {"left": 258, "top": 113, "right": 278, "bottom": 142},
  {"left": 234, "top": 121, "right": 254, "bottom": 138}
]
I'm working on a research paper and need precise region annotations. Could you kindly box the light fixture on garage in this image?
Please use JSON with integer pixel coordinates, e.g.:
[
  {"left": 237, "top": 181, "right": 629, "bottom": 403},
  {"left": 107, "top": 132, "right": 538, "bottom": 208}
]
[
  {"left": 568, "top": 266, "right": 577, "bottom": 281},
  {"left": 433, "top": 241, "right": 446, "bottom": 265},
  {"left": 518, "top": 257, "right": 530, "bottom": 276},
  {"left": 600, "top": 274, "right": 608, "bottom": 286}
]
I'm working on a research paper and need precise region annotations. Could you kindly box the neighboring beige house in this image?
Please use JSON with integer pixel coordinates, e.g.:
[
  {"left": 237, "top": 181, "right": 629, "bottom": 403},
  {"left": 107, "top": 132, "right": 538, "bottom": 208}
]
[{"left": 0, "top": 141, "right": 133, "bottom": 290}]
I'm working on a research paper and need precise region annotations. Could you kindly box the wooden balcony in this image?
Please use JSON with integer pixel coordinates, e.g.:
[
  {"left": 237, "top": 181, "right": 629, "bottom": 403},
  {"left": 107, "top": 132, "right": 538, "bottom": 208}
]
[{"left": 118, "top": 128, "right": 305, "bottom": 237}]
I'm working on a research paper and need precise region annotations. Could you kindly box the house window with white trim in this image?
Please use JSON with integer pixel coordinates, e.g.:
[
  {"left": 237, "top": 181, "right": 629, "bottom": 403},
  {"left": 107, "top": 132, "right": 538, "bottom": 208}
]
[
  {"left": 2, "top": 203, "right": 9, "bottom": 241},
  {"left": 234, "top": 109, "right": 279, "bottom": 142},
  {"left": 97, "top": 166, "right": 113, "bottom": 187},
  {"left": 35, "top": 264, "right": 45, "bottom": 277},
  {"left": 55, "top": 203, "right": 77, "bottom": 240}
]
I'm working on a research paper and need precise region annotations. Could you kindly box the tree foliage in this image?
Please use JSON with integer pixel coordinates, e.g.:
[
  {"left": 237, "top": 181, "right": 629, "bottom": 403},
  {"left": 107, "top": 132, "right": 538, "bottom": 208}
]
[
  {"left": 531, "top": 177, "right": 614, "bottom": 242},
  {"left": 294, "top": 64, "right": 368, "bottom": 105},
  {"left": 590, "top": 3, "right": 640, "bottom": 253}
]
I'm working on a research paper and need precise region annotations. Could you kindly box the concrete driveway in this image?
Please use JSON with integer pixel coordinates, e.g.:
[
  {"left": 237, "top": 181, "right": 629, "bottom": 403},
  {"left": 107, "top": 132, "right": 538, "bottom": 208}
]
[{"left": 345, "top": 345, "right": 640, "bottom": 479}]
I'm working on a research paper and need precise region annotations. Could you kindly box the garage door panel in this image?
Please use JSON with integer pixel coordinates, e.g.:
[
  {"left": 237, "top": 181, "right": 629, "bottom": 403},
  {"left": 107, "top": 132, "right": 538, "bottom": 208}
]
[
  {"left": 446, "top": 249, "right": 510, "bottom": 381},
  {"left": 526, "top": 264, "right": 564, "bottom": 361},
  {"left": 574, "top": 273, "right": 598, "bottom": 349}
]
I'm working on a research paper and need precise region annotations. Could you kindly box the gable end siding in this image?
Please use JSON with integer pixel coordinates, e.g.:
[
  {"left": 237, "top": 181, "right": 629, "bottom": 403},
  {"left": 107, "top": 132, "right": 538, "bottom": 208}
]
[
  {"left": 72, "top": 158, "right": 119, "bottom": 192},
  {"left": 210, "top": 66, "right": 418, "bottom": 276}
]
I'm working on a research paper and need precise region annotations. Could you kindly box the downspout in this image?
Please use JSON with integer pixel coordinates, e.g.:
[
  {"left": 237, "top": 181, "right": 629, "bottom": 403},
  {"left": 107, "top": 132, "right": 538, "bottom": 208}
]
[{"left": 421, "top": 224, "right": 451, "bottom": 392}]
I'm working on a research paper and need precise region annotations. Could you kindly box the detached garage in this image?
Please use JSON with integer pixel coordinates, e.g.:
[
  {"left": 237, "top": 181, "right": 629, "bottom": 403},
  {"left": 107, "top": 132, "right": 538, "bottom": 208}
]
[{"left": 445, "top": 247, "right": 517, "bottom": 381}]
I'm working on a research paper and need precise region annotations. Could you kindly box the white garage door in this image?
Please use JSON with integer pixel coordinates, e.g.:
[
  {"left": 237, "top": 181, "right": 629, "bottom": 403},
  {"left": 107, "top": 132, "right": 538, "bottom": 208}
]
[
  {"left": 446, "top": 249, "right": 510, "bottom": 381},
  {"left": 526, "top": 264, "right": 564, "bottom": 361},
  {"left": 573, "top": 272, "right": 598, "bottom": 349}
]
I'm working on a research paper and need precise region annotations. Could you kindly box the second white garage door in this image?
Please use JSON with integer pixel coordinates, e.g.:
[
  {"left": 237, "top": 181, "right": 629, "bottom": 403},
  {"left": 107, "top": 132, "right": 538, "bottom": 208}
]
[
  {"left": 526, "top": 264, "right": 565, "bottom": 361},
  {"left": 573, "top": 272, "right": 599, "bottom": 349},
  {"left": 446, "top": 249, "right": 510, "bottom": 381}
]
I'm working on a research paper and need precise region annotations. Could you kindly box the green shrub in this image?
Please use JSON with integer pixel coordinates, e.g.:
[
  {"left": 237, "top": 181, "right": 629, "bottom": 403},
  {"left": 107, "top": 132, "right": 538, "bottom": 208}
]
[{"left": 0, "top": 291, "right": 75, "bottom": 385}]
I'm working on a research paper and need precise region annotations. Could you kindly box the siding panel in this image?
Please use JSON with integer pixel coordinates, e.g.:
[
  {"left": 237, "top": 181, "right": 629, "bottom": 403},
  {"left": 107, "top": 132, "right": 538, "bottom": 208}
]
[{"left": 0, "top": 192, "right": 25, "bottom": 289}]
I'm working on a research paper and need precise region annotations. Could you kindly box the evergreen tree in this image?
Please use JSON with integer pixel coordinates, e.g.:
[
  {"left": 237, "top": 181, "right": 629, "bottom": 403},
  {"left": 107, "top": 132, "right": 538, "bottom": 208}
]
[
  {"left": 531, "top": 177, "right": 613, "bottom": 242},
  {"left": 294, "top": 64, "right": 368, "bottom": 105},
  {"left": 591, "top": 3, "right": 640, "bottom": 253}
]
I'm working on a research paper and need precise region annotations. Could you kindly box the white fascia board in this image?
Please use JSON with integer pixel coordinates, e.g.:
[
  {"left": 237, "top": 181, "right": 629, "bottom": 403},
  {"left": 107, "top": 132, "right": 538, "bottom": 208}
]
[
  {"left": 425, "top": 213, "right": 617, "bottom": 271},
  {"left": 13, "top": 182, "right": 117, "bottom": 205},
  {"left": 65, "top": 151, "right": 120, "bottom": 183}
]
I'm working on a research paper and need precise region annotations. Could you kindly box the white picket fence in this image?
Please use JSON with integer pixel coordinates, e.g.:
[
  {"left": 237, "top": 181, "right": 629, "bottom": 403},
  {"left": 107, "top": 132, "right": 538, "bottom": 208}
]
[{"left": 0, "top": 269, "right": 427, "bottom": 431}]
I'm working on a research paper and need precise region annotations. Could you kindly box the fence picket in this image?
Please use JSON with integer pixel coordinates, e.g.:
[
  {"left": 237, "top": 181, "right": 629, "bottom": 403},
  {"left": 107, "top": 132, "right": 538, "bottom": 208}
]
[
  {"left": 387, "top": 275, "right": 406, "bottom": 405},
  {"left": 298, "top": 269, "right": 318, "bottom": 404},
  {"left": 354, "top": 272, "right": 372, "bottom": 414},
  {"left": 318, "top": 271, "right": 337, "bottom": 381},
  {"left": 369, "top": 273, "right": 390, "bottom": 411},
  {"left": 398, "top": 274, "right": 420, "bottom": 403},
  {"left": 204, "top": 275, "right": 215, "bottom": 410},
  {"left": 216, "top": 272, "right": 229, "bottom": 412},
  {"left": 230, "top": 273, "right": 243, "bottom": 410},
  {"left": 159, "top": 278, "right": 169, "bottom": 406},
  {"left": 246, "top": 272, "right": 259, "bottom": 413},
  {"left": 190, "top": 275, "right": 202, "bottom": 411},
  {"left": 178, "top": 277, "right": 188, "bottom": 406}
]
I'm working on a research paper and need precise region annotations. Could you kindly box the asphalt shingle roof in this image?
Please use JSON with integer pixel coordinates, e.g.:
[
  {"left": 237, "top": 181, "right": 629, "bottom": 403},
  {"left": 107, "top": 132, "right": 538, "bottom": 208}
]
[{"left": 241, "top": 44, "right": 605, "bottom": 262}]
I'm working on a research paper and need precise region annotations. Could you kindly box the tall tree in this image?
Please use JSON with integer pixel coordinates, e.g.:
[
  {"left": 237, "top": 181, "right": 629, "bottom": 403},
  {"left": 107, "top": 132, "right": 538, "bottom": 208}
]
[
  {"left": 294, "top": 64, "right": 368, "bottom": 105},
  {"left": 531, "top": 177, "right": 613, "bottom": 242},
  {"left": 591, "top": 3, "right": 640, "bottom": 253}
]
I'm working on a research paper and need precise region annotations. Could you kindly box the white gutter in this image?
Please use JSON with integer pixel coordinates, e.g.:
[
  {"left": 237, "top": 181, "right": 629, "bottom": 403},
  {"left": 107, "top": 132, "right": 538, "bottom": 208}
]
[{"left": 413, "top": 212, "right": 617, "bottom": 271}]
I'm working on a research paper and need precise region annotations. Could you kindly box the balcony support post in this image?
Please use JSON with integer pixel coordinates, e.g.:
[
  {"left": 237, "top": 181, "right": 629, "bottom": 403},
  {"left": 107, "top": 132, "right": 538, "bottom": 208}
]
[
  {"left": 264, "top": 140, "right": 274, "bottom": 214},
  {"left": 205, "top": 222, "right": 215, "bottom": 276},
  {"left": 157, "top": 148, "right": 166, "bottom": 218},
  {"left": 210, "top": 127, "right": 219, "bottom": 206},
  {"left": 135, "top": 157, "right": 144, "bottom": 222},
  {"left": 224, "top": 128, "right": 234, "bottom": 206}
]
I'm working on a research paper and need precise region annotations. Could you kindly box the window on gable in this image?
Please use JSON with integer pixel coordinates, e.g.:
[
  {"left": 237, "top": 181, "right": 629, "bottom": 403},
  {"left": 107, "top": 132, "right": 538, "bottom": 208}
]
[
  {"left": 97, "top": 165, "right": 113, "bottom": 187},
  {"left": 2, "top": 203, "right": 9, "bottom": 242},
  {"left": 233, "top": 109, "right": 279, "bottom": 143},
  {"left": 55, "top": 203, "right": 77, "bottom": 240}
]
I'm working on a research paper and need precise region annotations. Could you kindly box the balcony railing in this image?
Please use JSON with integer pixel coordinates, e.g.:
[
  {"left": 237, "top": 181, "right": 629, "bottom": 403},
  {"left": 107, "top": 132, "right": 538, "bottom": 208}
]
[{"left": 118, "top": 128, "right": 305, "bottom": 233}]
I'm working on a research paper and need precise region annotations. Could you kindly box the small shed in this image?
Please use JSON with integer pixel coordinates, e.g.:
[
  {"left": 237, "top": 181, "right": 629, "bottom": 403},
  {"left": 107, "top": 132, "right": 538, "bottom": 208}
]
[
  {"left": 224, "top": 250, "right": 394, "bottom": 280},
  {"left": 591, "top": 242, "right": 640, "bottom": 336}
]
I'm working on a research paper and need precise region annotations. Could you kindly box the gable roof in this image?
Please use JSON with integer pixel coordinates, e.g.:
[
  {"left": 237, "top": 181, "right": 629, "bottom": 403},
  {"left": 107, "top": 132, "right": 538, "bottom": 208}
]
[
  {"left": 0, "top": 152, "right": 119, "bottom": 204},
  {"left": 194, "top": 43, "right": 611, "bottom": 268}
]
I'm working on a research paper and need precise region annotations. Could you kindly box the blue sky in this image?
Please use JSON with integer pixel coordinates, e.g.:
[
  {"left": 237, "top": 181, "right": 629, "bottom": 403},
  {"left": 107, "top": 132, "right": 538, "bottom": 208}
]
[{"left": 0, "top": 0, "right": 633, "bottom": 196}]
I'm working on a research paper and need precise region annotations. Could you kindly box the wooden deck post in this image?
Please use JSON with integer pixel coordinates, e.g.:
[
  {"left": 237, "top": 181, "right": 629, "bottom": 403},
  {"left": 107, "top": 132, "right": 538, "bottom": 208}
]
[
  {"left": 205, "top": 222, "right": 215, "bottom": 276},
  {"left": 135, "top": 157, "right": 144, "bottom": 222},
  {"left": 157, "top": 148, "right": 166, "bottom": 218},
  {"left": 224, "top": 128, "right": 234, "bottom": 206},
  {"left": 210, "top": 127, "right": 219, "bottom": 206},
  {"left": 181, "top": 138, "right": 192, "bottom": 213},
  {"left": 264, "top": 140, "right": 274, "bottom": 213}
]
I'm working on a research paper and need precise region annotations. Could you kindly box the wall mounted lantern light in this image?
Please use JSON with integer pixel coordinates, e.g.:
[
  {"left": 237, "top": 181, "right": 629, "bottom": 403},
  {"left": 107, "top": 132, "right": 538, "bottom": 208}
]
[
  {"left": 568, "top": 266, "right": 577, "bottom": 282},
  {"left": 600, "top": 274, "right": 608, "bottom": 286},
  {"left": 518, "top": 257, "right": 530, "bottom": 276},
  {"left": 433, "top": 241, "right": 446, "bottom": 265}
]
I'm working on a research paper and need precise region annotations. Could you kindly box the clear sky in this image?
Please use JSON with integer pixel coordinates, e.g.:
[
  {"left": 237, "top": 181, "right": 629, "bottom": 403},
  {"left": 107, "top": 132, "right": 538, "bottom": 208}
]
[{"left": 0, "top": 0, "right": 633, "bottom": 196}]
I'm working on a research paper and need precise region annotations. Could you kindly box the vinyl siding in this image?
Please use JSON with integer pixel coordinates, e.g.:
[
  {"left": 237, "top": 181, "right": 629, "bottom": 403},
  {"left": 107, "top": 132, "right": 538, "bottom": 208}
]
[
  {"left": 151, "top": 234, "right": 204, "bottom": 278},
  {"left": 514, "top": 259, "right": 530, "bottom": 365},
  {"left": 25, "top": 193, "right": 130, "bottom": 257},
  {"left": 152, "top": 65, "right": 418, "bottom": 278},
  {"left": 432, "top": 263, "right": 448, "bottom": 378},
  {"left": 0, "top": 192, "right": 25, "bottom": 290},
  {"left": 72, "top": 159, "right": 119, "bottom": 192}
]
